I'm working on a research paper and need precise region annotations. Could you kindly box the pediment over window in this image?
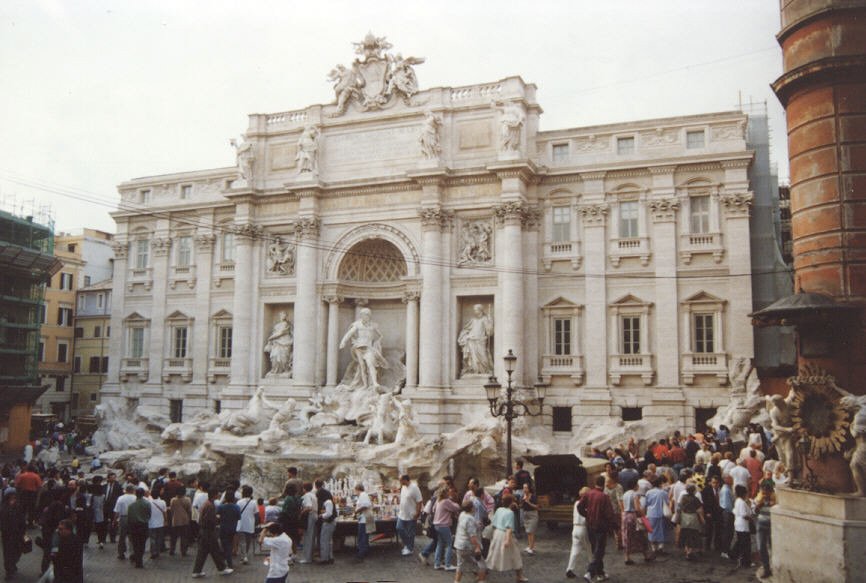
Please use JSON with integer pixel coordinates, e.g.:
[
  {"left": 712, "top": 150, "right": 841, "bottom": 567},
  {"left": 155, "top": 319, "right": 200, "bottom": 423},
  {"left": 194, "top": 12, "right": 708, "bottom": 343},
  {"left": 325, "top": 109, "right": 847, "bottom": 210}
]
[
  {"left": 212, "top": 309, "right": 233, "bottom": 320},
  {"left": 542, "top": 296, "right": 580, "bottom": 309},
  {"left": 610, "top": 294, "right": 651, "bottom": 307},
  {"left": 682, "top": 291, "right": 725, "bottom": 304},
  {"left": 166, "top": 310, "right": 193, "bottom": 323},
  {"left": 123, "top": 312, "right": 150, "bottom": 323}
]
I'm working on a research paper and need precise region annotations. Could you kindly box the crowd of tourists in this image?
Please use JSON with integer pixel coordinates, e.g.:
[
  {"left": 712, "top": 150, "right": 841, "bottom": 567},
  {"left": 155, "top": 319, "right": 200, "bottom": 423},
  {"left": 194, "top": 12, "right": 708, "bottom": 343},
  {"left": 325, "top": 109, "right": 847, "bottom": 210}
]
[{"left": 0, "top": 420, "right": 786, "bottom": 582}]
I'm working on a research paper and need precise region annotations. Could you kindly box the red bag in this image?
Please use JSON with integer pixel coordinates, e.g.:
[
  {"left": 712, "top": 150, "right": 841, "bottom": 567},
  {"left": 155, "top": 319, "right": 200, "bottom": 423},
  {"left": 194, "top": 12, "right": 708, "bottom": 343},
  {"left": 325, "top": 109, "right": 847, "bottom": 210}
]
[{"left": 641, "top": 516, "right": 653, "bottom": 533}]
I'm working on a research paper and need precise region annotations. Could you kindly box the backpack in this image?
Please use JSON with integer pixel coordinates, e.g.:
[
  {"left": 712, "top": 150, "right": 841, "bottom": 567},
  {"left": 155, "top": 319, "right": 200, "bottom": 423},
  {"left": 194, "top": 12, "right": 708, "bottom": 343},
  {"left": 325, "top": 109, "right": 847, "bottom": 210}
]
[{"left": 279, "top": 495, "right": 301, "bottom": 528}]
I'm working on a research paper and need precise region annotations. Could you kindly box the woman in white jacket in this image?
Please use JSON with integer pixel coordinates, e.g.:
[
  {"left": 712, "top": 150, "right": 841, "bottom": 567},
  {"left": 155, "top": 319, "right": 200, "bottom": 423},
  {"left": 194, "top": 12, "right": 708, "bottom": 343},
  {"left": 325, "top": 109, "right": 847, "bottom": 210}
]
[{"left": 565, "top": 487, "right": 589, "bottom": 579}]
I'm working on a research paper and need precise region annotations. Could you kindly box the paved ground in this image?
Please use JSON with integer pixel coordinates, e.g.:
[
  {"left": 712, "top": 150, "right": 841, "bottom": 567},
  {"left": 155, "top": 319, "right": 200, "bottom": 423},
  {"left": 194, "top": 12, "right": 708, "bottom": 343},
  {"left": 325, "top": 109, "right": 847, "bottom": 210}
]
[{"left": 14, "top": 524, "right": 761, "bottom": 583}]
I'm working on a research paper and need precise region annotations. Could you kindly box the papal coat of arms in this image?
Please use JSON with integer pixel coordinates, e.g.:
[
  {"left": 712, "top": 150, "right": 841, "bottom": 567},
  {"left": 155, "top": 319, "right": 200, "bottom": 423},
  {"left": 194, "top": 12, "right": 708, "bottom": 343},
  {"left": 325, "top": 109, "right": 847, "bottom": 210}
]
[{"left": 327, "top": 33, "right": 425, "bottom": 116}]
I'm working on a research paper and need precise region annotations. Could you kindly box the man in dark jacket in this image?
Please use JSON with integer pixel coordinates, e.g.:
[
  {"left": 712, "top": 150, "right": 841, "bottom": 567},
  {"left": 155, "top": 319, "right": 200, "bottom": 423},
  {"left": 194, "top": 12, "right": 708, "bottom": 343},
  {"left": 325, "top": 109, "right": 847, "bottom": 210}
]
[
  {"left": 577, "top": 475, "right": 615, "bottom": 582},
  {"left": 0, "top": 490, "right": 26, "bottom": 579},
  {"left": 701, "top": 475, "right": 723, "bottom": 551},
  {"left": 191, "top": 489, "right": 233, "bottom": 577},
  {"left": 127, "top": 488, "right": 151, "bottom": 568},
  {"left": 52, "top": 519, "right": 83, "bottom": 583},
  {"left": 103, "top": 472, "right": 123, "bottom": 543}
]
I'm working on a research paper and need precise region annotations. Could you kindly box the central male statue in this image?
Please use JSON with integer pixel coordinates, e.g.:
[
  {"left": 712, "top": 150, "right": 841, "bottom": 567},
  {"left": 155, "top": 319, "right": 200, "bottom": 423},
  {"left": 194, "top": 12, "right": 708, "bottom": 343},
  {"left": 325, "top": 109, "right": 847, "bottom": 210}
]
[{"left": 339, "top": 307, "right": 388, "bottom": 390}]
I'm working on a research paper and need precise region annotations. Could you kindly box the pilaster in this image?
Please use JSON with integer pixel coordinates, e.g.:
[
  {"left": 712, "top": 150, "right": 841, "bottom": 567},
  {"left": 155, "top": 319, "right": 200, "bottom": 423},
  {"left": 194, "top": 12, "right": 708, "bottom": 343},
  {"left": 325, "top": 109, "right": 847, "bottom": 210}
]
[
  {"left": 228, "top": 221, "right": 261, "bottom": 397},
  {"left": 293, "top": 215, "right": 321, "bottom": 388},
  {"left": 578, "top": 203, "right": 609, "bottom": 388}
]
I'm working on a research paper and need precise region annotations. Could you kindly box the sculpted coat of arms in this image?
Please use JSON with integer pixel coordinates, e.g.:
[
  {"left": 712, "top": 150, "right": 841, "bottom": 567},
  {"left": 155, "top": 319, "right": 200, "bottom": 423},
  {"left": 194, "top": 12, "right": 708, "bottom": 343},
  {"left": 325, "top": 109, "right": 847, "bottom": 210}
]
[{"left": 327, "top": 33, "right": 425, "bottom": 116}]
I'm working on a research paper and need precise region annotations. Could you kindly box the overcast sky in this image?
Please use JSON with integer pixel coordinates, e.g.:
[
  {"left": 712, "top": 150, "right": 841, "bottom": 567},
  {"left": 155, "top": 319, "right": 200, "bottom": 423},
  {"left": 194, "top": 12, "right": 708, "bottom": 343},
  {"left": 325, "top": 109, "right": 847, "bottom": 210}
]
[{"left": 0, "top": 0, "right": 786, "bottom": 234}]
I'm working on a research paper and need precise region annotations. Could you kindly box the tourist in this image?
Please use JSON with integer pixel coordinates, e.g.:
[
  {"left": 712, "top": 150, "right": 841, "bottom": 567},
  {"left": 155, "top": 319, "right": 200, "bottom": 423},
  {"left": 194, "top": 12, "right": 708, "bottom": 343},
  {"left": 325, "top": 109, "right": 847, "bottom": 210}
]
[
  {"left": 258, "top": 522, "right": 292, "bottom": 583},
  {"left": 719, "top": 452, "right": 736, "bottom": 478},
  {"left": 467, "top": 486, "right": 490, "bottom": 555},
  {"left": 695, "top": 442, "right": 713, "bottom": 468},
  {"left": 730, "top": 459, "right": 752, "bottom": 495},
  {"left": 718, "top": 475, "right": 735, "bottom": 558},
  {"left": 71, "top": 481, "right": 92, "bottom": 547},
  {"left": 163, "top": 472, "right": 185, "bottom": 502},
  {"left": 353, "top": 484, "right": 373, "bottom": 561},
  {"left": 396, "top": 473, "right": 423, "bottom": 556},
  {"left": 237, "top": 485, "right": 258, "bottom": 565},
  {"left": 147, "top": 487, "right": 167, "bottom": 559},
  {"left": 514, "top": 460, "right": 532, "bottom": 489},
  {"left": 192, "top": 488, "right": 234, "bottom": 577},
  {"left": 645, "top": 476, "right": 671, "bottom": 555},
  {"left": 0, "top": 489, "right": 26, "bottom": 579},
  {"left": 51, "top": 519, "right": 83, "bottom": 583},
  {"left": 420, "top": 487, "right": 460, "bottom": 570},
  {"left": 520, "top": 482, "right": 539, "bottom": 555},
  {"left": 578, "top": 475, "right": 615, "bottom": 582},
  {"left": 745, "top": 449, "right": 763, "bottom": 497},
  {"left": 485, "top": 493, "right": 527, "bottom": 583},
  {"left": 729, "top": 484, "right": 754, "bottom": 569},
  {"left": 264, "top": 497, "right": 281, "bottom": 524},
  {"left": 603, "top": 476, "right": 623, "bottom": 551},
  {"left": 189, "top": 478, "right": 206, "bottom": 543},
  {"left": 279, "top": 483, "right": 302, "bottom": 548},
  {"left": 127, "top": 487, "right": 151, "bottom": 568},
  {"left": 706, "top": 452, "right": 723, "bottom": 484},
  {"left": 620, "top": 479, "right": 654, "bottom": 566},
  {"left": 104, "top": 472, "right": 123, "bottom": 544},
  {"left": 13, "top": 464, "right": 41, "bottom": 527},
  {"left": 169, "top": 486, "right": 192, "bottom": 557},
  {"left": 701, "top": 475, "right": 722, "bottom": 551},
  {"left": 677, "top": 483, "right": 704, "bottom": 560},
  {"left": 453, "top": 500, "right": 487, "bottom": 583},
  {"left": 565, "top": 487, "right": 589, "bottom": 578},
  {"left": 298, "top": 482, "right": 317, "bottom": 564},
  {"left": 618, "top": 460, "right": 640, "bottom": 489},
  {"left": 112, "top": 484, "right": 136, "bottom": 561},
  {"left": 773, "top": 463, "right": 789, "bottom": 486},
  {"left": 754, "top": 480, "right": 776, "bottom": 578},
  {"left": 89, "top": 476, "right": 108, "bottom": 549},
  {"left": 462, "top": 477, "right": 495, "bottom": 513},
  {"left": 318, "top": 491, "right": 337, "bottom": 564},
  {"left": 218, "top": 490, "right": 241, "bottom": 569},
  {"left": 283, "top": 467, "right": 303, "bottom": 498}
]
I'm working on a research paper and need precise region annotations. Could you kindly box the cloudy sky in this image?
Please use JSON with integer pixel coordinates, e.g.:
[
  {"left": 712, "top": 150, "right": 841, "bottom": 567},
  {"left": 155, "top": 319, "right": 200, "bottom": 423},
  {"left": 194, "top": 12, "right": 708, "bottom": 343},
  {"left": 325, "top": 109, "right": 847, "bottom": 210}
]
[{"left": 0, "top": 0, "right": 786, "bottom": 233}]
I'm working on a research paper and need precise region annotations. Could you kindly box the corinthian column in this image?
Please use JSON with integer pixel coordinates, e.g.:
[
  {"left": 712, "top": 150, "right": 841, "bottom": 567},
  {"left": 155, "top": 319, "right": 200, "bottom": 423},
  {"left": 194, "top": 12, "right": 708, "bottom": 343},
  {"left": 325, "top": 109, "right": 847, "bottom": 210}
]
[
  {"left": 325, "top": 295, "right": 342, "bottom": 388},
  {"left": 229, "top": 223, "right": 260, "bottom": 393},
  {"left": 418, "top": 206, "right": 449, "bottom": 388},
  {"left": 403, "top": 291, "right": 420, "bottom": 389},
  {"left": 292, "top": 217, "right": 321, "bottom": 388},
  {"left": 494, "top": 201, "right": 526, "bottom": 384}
]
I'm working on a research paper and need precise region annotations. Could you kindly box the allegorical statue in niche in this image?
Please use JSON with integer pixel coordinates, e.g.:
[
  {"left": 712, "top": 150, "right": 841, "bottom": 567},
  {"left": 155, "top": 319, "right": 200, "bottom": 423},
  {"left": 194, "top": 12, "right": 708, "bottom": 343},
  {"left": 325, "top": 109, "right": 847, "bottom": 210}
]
[
  {"left": 457, "top": 221, "right": 492, "bottom": 266},
  {"left": 419, "top": 111, "right": 442, "bottom": 160},
  {"left": 767, "top": 390, "right": 797, "bottom": 477},
  {"left": 339, "top": 307, "right": 388, "bottom": 390},
  {"left": 836, "top": 387, "right": 866, "bottom": 497},
  {"left": 264, "top": 312, "right": 293, "bottom": 375},
  {"left": 497, "top": 103, "right": 524, "bottom": 152},
  {"left": 296, "top": 125, "right": 320, "bottom": 174},
  {"left": 458, "top": 304, "right": 494, "bottom": 376},
  {"left": 266, "top": 236, "right": 295, "bottom": 275},
  {"left": 229, "top": 135, "right": 255, "bottom": 182}
]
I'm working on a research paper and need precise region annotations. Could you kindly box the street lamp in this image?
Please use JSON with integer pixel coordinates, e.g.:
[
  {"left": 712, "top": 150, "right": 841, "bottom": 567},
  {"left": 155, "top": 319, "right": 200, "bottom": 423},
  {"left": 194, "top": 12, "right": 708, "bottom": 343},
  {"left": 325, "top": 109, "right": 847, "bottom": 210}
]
[{"left": 484, "top": 349, "right": 547, "bottom": 475}]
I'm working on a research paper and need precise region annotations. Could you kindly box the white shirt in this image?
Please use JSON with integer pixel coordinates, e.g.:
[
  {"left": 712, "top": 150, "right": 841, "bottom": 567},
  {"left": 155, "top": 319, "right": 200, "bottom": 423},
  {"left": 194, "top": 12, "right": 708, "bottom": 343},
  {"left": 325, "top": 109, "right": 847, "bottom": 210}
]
[
  {"left": 192, "top": 490, "right": 208, "bottom": 521},
  {"left": 720, "top": 459, "right": 736, "bottom": 478},
  {"left": 148, "top": 498, "right": 166, "bottom": 529},
  {"left": 695, "top": 449, "right": 712, "bottom": 466},
  {"left": 236, "top": 497, "right": 257, "bottom": 533},
  {"left": 670, "top": 482, "right": 687, "bottom": 511},
  {"left": 730, "top": 465, "right": 751, "bottom": 489},
  {"left": 733, "top": 497, "right": 752, "bottom": 532},
  {"left": 398, "top": 482, "right": 422, "bottom": 521},
  {"left": 739, "top": 446, "right": 765, "bottom": 463},
  {"left": 302, "top": 491, "right": 318, "bottom": 512},
  {"left": 355, "top": 492, "right": 372, "bottom": 524},
  {"left": 321, "top": 499, "right": 335, "bottom": 521},
  {"left": 114, "top": 493, "right": 136, "bottom": 517},
  {"left": 262, "top": 533, "right": 292, "bottom": 578}
]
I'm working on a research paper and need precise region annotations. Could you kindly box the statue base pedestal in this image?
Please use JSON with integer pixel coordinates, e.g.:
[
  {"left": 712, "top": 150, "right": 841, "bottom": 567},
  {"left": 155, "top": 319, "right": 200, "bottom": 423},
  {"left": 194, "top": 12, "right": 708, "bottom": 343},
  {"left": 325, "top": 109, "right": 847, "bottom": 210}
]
[{"left": 770, "top": 486, "right": 866, "bottom": 583}]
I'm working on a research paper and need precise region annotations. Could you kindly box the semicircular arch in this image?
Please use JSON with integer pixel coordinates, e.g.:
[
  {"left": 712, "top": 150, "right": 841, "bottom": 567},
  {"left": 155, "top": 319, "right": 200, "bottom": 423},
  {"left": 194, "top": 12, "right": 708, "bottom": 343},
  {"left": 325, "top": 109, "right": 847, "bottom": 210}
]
[{"left": 325, "top": 223, "right": 420, "bottom": 280}]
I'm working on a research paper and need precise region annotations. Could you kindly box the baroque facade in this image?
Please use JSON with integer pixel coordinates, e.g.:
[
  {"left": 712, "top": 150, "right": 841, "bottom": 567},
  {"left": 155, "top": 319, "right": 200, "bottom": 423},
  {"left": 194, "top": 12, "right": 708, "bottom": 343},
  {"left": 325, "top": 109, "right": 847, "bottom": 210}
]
[{"left": 103, "top": 36, "right": 756, "bottom": 436}]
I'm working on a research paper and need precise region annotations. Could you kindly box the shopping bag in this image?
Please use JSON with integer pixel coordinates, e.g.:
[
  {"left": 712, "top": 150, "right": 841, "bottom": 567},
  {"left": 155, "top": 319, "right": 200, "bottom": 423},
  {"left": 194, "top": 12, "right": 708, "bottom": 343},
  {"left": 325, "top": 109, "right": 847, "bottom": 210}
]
[{"left": 640, "top": 516, "right": 653, "bottom": 534}]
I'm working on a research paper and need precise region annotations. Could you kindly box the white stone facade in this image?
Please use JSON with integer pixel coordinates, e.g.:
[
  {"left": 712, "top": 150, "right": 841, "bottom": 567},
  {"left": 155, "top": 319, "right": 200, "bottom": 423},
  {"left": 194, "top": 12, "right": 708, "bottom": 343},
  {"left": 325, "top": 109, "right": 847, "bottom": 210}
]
[{"left": 103, "top": 45, "right": 755, "bottom": 437}]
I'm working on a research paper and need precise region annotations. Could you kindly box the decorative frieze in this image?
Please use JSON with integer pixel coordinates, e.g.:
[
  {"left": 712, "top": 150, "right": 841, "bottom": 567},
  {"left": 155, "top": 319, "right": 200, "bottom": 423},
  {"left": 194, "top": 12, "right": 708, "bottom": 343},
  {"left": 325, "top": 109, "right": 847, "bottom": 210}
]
[
  {"left": 578, "top": 203, "right": 608, "bottom": 226},
  {"left": 150, "top": 237, "right": 171, "bottom": 257},
  {"left": 295, "top": 217, "right": 321, "bottom": 240},
  {"left": 265, "top": 236, "right": 296, "bottom": 276},
  {"left": 720, "top": 192, "right": 754, "bottom": 217},
  {"left": 649, "top": 198, "right": 681, "bottom": 222},
  {"left": 457, "top": 220, "right": 493, "bottom": 266}
]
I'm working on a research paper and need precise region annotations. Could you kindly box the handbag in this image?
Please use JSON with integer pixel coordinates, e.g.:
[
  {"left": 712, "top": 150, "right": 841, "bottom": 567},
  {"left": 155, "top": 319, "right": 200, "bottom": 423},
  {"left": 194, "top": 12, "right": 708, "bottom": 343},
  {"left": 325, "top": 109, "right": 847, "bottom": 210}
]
[
  {"left": 640, "top": 516, "right": 653, "bottom": 534},
  {"left": 481, "top": 523, "right": 494, "bottom": 540},
  {"left": 663, "top": 503, "right": 672, "bottom": 519}
]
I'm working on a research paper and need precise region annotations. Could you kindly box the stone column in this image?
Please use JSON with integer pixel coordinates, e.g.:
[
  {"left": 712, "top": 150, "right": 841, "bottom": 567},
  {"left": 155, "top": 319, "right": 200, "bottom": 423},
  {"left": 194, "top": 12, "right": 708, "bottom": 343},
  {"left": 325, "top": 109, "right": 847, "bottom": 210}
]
[
  {"left": 325, "top": 296, "right": 342, "bottom": 388},
  {"left": 147, "top": 233, "right": 171, "bottom": 387},
  {"left": 191, "top": 233, "right": 216, "bottom": 386},
  {"left": 494, "top": 202, "right": 526, "bottom": 384},
  {"left": 523, "top": 206, "right": 542, "bottom": 383},
  {"left": 720, "top": 190, "right": 755, "bottom": 355},
  {"left": 292, "top": 217, "right": 321, "bottom": 388},
  {"left": 578, "top": 202, "right": 609, "bottom": 387},
  {"left": 418, "top": 207, "right": 448, "bottom": 388},
  {"left": 649, "top": 196, "right": 681, "bottom": 387},
  {"left": 403, "top": 291, "right": 420, "bottom": 389},
  {"left": 229, "top": 223, "right": 260, "bottom": 394},
  {"left": 104, "top": 239, "right": 129, "bottom": 395}
]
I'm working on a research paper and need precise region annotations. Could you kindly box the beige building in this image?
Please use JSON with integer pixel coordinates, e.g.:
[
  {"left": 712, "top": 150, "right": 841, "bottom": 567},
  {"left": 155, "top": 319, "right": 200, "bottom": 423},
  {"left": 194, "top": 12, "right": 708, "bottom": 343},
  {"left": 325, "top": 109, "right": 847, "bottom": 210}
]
[
  {"left": 72, "top": 279, "right": 112, "bottom": 417},
  {"left": 103, "top": 36, "right": 757, "bottom": 437}
]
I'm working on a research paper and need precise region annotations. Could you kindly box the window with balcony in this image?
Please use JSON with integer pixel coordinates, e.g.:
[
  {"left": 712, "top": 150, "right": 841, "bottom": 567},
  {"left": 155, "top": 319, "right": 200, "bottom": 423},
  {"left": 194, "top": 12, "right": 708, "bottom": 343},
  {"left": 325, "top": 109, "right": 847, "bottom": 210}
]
[
  {"left": 609, "top": 294, "right": 654, "bottom": 385},
  {"left": 209, "top": 310, "right": 233, "bottom": 382},
  {"left": 540, "top": 298, "right": 583, "bottom": 384},
  {"left": 552, "top": 143, "right": 570, "bottom": 164},
  {"left": 686, "top": 130, "right": 705, "bottom": 149},
  {"left": 130, "top": 327, "right": 145, "bottom": 358},
  {"left": 218, "top": 326, "right": 233, "bottom": 359},
  {"left": 693, "top": 313, "right": 715, "bottom": 353},
  {"left": 552, "top": 206, "right": 571, "bottom": 243},
  {"left": 681, "top": 291, "right": 727, "bottom": 385},
  {"left": 619, "top": 201, "right": 639, "bottom": 238},
  {"left": 176, "top": 236, "right": 192, "bottom": 268},
  {"left": 690, "top": 195, "right": 710, "bottom": 234},
  {"left": 221, "top": 232, "right": 235, "bottom": 263},
  {"left": 617, "top": 136, "right": 635, "bottom": 155},
  {"left": 134, "top": 239, "right": 149, "bottom": 269},
  {"left": 621, "top": 316, "right": 640, "bottom": 354},
  {"left": 172, "top": 326, "right": 189, "bottom": 358},
  {"left": 553, "top": 318, "right": 571, "bottom": 356}
]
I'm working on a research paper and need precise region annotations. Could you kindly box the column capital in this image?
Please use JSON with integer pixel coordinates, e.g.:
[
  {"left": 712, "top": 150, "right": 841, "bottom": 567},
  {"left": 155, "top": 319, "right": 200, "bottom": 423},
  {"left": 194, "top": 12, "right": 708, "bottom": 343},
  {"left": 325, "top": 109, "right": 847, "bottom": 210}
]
[
  {"left": 493, "top": 200, "right": 537, "bottom": 227},
  {"left": 649, "top": 198, "right": 680, "bottom": 223},
  {"left": 402, "top": 290, "right": 421, "bottom": 303},
  {"left": 151, "top": 237, "right": 171, "bottom": 257},
  {"left": 577, "top": 203, "right": 609, "bottom": 226},
  {"left": 354, "top": 298, "right": 369, "bottom": 307},
  {"left": 325, "top": 295, "right": 344, "bottom": 305},
  {"left": 419, "top": 206, "right": 454, "bottom": 231},
  {"left": 195, "top": 233, "right": 217, "bottom": 250},
  {"left": 720, "top": 192, "right": 754, "bottom": 218},
  {"left": 232, "top": 222, "right": 263, "bottom": 241},
  {"left": 112, "top": 241, "right": 128, "bottom": 259},
  {"left": 295, "top": 216, "right": 321, "bottom": 239}
]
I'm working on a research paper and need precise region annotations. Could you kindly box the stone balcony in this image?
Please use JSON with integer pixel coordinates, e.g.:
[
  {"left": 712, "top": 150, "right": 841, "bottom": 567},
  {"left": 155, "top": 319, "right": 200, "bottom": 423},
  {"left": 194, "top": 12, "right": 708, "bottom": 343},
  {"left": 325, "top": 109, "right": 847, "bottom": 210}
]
[
  {"left": 119, "top": 357, "right": 149, "bottom": 382},
  {"left": 542, "top": 240, "right": 582, "bottom": 271},
  {"left": 169, "top": 264, "right": 197, "bottom": 290},
  {"left": 127, "top": 266, "right": 153, "bottom": 291},
  {"left": 540, "top": 354, "right": 585, "bottom": 385},
  {"left": 681, "top": 352, "right": 728, "bottom": 385},
  {"left": 679, "top": 232, "right": 724, "bottom": 264},
  {"left": 609, "top": 353, "right": 654, "bottom": 385},
  {"left": 162, "top": 357, "right": 193, "bottom": 382},
  {"left": 214, "top": 261, "right": 235, "bottom": 287},
  {"left": 207, "top": 357, "right": 231, "bottom": 383},
  {"left": 609, "top": 237, "right": 651, "bottom": 267}
]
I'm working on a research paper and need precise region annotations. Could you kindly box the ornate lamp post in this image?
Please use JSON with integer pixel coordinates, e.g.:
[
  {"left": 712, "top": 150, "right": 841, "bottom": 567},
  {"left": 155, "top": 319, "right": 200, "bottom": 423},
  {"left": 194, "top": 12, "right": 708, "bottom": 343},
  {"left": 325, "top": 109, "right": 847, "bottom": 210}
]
[{"left": 484, "top": 349, "right": 547, "bottom": 474}]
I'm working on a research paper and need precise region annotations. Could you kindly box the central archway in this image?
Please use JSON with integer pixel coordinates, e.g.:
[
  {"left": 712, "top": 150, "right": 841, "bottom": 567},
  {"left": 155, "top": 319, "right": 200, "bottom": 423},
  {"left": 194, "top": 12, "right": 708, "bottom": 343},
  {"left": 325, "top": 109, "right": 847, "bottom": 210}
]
[{"left": 338, "top": 238, "right": 407, "bottom": 282}]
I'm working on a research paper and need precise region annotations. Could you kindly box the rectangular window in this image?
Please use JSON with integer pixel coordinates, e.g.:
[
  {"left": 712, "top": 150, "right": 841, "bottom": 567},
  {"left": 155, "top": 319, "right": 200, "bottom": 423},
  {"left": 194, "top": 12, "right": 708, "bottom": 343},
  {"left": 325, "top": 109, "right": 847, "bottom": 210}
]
[
  {"left": 60, "top": 273, "right": 73, "bottom": 290},
  {"left": 170, "top": 399, "right": 183, "bottom": 423},
  {"left": 130, "top": 328, "right": 144, "bottom": 358},
  {"left": 694, "top": 313, "right": 715, "bottom": 353},
  {"left": 690, "top": 195, "right": 710, "bottom": 234},
  {"left": 89, "top": 356, "right": 100, "bottom": 373},
  {"left": 173, "top": 326, "right": 188, "bottom": 358},
  {"left": 94, "top": 326, "right": 101, "bottom": 338},
  {"left": 97, "top": 293, "right": 104, "bottom": 309},
  {"left": 621, "top": 316, "right": 640, "bottom": 354},
  {"left": 57, "top": 308, "right": 73, "bottom": 326},
  {"left": 55, "top": 375, "right": 66, "bottom": 392},
  {"left": 106, "top": 326, "right": 111, "bottom": 338},
  {"left": 57, "top": 342, "right": 68, "bottom": 363},
  {"left": 553, "top": 318, "right": 571, "bottom": 356},
  {"left": 90, "top": 393, "right": 98, "bottom": 402},
  {"left": 619, "top": 201, "right": 639, "bottom": 238},
  {"left": 67, "top": 244, "right": 76, "bottom": 253},
  {"left": 218, "top": 326, "right": 233, "bottom": 359},
  {"left": 221, "top": 233, "right": 235, "bottom": 263},
  {"left": 622, "top": 407, "right": 643, "bottom": 421},
  {"left": 83, "top": 275, "right": 91, "bottom": 287},
  {"left": 77, "top": 295, "right": 86, "bottom": 311},
  {"left": 552, "top": 406, "right": 573, "bottom": 432},
  {"left": 176, "top": 236, "right": 192, "bottom": 267},
  {"left": 73, "top": 357, "right": 81, "bottom": 373},
  {"left": 74, "top": 327, "right": 84, "bottom": 338},
  {"left": 39, "top": 305, "right": 46, "bottom": 324},
  {"left": 686, "top": 130, "right": 705, "bottom": 149},
  {"left": 617, "top": 136, "right": 635, "bottom": 155},
  {"left": 552, "top": 143, "right": 569, "bottom": 164},
  {"left": 134, "top": 239, "right": 149, "bottom": 270},
  {"left": 214, "top": 400, "right": 221, "bottom": 414},
  {"left": 38, "top": 341, "right": 45, "bottom": 362},
  {"left": 102, "top": 356, "right": 109, "bottom": 373},
  {"left": 140, "top": 189, "right": 151, "bottom": 204},
  {"left": 180, "top": 184, "right": 192, "bottom": 199},
  {"left": 552, "top": 206, "right": 571, "bottom": 243}
]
